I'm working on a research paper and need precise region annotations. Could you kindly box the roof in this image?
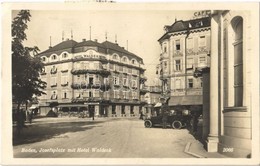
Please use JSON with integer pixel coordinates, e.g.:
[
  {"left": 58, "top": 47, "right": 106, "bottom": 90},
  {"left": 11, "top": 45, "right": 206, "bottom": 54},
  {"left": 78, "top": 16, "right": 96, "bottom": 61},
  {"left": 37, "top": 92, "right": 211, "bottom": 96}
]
[
  {"left": 168, "top": 95, "right": 202, "bottom": 106},
  {"left": 37, "top": 39, "right": 144, "bottom": 64},
  {"left": 102, "top": 41, "right": 143, "bottom": 63},
  {"left": 75, "top": 40, "right": 105, "bottom": 48},
  {"left": 158, "top": 17, "right": 211, "bottom": 42},
  {"left": 39, "top": 39, "right": 78, "bottom": 55}
]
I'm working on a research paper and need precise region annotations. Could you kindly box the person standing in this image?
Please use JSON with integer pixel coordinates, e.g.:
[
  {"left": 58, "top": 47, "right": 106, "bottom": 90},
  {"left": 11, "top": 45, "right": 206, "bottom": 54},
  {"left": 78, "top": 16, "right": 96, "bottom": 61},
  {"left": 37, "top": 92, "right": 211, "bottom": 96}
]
[{"left": 160, "top": 97, "right": 170, "bottom": 129}]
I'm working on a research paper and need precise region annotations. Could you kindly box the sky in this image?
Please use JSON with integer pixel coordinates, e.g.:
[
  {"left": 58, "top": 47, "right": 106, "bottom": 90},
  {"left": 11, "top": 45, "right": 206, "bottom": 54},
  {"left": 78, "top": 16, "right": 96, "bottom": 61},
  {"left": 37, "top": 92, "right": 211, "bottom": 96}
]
[{"left": 13, "top": 9, "right": 196, "bottom": 85}]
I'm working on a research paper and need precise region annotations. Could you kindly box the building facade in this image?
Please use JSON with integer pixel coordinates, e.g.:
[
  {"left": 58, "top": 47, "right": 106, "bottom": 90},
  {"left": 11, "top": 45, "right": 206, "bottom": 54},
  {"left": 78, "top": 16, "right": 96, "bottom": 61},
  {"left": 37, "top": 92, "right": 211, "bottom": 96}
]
[
  {"left": 158, "top": 14, "right": 211, "bottom": 113},
  {"left": 143, "top": 85, "right": 162, "bottom": 118},
  {"left": 37, "top": 38, "right": 147, "bottom": 118},
  {"left": 203, "top": 10, "right": 255, "bottom": 158}
]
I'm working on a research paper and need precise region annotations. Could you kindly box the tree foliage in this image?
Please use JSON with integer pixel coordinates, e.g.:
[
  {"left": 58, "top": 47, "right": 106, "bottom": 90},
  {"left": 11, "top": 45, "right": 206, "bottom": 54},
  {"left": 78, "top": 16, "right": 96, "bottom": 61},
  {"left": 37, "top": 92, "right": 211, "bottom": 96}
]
[{"left": 12, "top": 10, "right": 46, "bottom": 110}]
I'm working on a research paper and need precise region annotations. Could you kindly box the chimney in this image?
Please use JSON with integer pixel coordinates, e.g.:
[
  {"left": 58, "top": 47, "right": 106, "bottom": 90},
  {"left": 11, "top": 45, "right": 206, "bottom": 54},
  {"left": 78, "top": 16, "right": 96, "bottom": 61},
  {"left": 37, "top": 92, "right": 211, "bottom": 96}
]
[
  {"left": 94, "top": 39, "right": 98, "bottom": 42},
  {"left": 66, "top": 38, "right": 70, "bottom": 41},
  {"left": 82, "top": 39, "right": 86, "bottom": 42}
]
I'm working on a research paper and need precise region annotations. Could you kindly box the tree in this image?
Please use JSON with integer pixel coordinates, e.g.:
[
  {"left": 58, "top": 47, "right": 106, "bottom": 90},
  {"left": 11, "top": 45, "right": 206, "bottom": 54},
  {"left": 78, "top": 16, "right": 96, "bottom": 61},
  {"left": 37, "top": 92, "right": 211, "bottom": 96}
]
[{"left": 12, "top": 10, "right": 46, "bottom": 111}]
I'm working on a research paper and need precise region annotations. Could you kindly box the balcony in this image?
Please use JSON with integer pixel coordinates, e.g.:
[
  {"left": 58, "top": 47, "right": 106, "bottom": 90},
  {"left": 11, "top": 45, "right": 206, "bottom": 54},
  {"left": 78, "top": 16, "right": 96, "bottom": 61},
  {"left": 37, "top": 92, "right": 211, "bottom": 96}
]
[
  {"left": 140, "top": 86, "right": 149, "bottom": 94},
  {"left": 187, "top": 48, "right": 195, "bottom": 55},
  {"left": 50, "top": 69, "right": 57, "bottom": 74},
  {"left": 71, "top": 97, "right": 103, "bottom": 103},
  {"left": 139, "top": 74, "right": 147, "bottom": 82},
  {"left": 61, "top": 82, "right": 69, "bottom": 87},
  {"left": 71, "top": 83, "right": 111, "bottom": 90},
  {"left": 40, "top": 72, "right": 47, "bottom": 76},
  {"left": 173, "top": 50, "right": 183, "bottom": 57},
  {"left": 71, "top": 69, "right": 110, "bottom": 77},
  {"left": 198, "top": 46, "right": 208, "bottom": 54}
]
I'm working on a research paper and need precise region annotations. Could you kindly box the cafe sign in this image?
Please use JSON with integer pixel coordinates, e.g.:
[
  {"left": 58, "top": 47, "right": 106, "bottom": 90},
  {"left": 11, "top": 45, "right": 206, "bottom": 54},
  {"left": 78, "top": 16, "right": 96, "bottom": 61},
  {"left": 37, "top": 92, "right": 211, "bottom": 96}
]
[{"left": 194, "top": 10, "right": 211, "bottom": 19}]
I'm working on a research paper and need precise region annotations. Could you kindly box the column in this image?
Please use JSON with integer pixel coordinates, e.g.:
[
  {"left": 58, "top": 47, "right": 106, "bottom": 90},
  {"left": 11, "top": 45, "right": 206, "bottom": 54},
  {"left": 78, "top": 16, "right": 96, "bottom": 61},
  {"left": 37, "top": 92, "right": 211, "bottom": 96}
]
[{"left": 207, "top": 14, "right": 219, "bottom": 152}]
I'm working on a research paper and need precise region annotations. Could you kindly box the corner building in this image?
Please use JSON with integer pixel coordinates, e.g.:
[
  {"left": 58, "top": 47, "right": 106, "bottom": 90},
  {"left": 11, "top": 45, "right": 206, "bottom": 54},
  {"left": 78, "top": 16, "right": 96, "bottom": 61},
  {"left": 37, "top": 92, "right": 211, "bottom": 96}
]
[
  {"left": 158, "top": 16, "right": 211, "bottom": 113},
  {"left": 37, "top": 39, "right": 147, "bottom": 117}
]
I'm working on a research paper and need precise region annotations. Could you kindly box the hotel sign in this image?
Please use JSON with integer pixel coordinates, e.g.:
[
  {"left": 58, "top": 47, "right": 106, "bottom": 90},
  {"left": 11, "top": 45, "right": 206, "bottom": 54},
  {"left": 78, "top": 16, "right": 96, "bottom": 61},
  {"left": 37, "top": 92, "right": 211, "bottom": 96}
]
[{"left": 194, "top": 10, "right": 211, "bottom": 18}]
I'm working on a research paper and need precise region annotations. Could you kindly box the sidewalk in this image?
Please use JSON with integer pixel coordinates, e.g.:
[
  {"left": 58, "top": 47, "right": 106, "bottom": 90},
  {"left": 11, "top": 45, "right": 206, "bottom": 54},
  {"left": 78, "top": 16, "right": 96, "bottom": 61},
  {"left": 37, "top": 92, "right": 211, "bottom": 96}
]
[
  {"left": 185, "top": 140, "right": 227, "bottom": 158},
  {"left": 184, "top": 123, "right": 227, "bottom": 158}
]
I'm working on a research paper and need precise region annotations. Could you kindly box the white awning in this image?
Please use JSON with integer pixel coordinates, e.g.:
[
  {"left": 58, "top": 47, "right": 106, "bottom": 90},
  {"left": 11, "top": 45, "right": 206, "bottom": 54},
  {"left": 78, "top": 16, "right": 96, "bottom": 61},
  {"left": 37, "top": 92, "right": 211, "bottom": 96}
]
[{"left": 154, "top": 102, "right": 162, "bottom": 108}]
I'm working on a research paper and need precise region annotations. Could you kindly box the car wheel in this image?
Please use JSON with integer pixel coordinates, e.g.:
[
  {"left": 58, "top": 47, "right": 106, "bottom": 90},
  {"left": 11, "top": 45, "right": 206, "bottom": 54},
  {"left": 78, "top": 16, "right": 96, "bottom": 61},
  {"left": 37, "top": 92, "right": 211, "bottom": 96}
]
[
  {"left": 144, "top": 120, "right": 152, "bottom": 128},
  {"left": 172, "top": 120, "right": 182, "bottom": 129}
]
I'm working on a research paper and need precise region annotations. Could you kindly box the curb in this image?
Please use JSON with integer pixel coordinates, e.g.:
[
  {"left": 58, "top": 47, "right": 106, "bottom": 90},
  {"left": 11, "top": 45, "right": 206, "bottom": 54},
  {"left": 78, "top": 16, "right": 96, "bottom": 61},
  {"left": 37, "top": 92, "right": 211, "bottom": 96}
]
[{"left": 184, "top": 142, "right": 206, "bottom": 158}]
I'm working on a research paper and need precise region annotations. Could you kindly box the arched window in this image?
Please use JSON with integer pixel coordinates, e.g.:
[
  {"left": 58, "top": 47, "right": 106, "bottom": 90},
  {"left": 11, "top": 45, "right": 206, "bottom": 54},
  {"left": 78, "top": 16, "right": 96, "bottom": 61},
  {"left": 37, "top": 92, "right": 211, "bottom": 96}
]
[
  {"left": 112, "top": 54, "right": 118, "bottom": 60},
  {"left": 131, "top": 59, "right": 136, "bottom": 65},
  {"left": 62, "top": 52, "right": 68, "bottom": 59},
  {"left": 232, "top": 17, "right": 243, "bottom": 106},
  {"left": 42, "top": 57, "right": 46, "bottom": 62},
  {"left": 122, "top": 57, "right": 128, "bottom": 63},
  {"left": 51, "top": 54, "right": 57, "bottom": 60}
]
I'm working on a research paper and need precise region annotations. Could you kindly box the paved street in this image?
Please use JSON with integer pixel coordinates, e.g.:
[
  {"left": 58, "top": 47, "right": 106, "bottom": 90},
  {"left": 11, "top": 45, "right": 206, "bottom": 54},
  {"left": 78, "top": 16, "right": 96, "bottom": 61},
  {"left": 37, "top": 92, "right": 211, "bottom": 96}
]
[{"left": 13, "top": 117, "right": 197, "bottom": 158}]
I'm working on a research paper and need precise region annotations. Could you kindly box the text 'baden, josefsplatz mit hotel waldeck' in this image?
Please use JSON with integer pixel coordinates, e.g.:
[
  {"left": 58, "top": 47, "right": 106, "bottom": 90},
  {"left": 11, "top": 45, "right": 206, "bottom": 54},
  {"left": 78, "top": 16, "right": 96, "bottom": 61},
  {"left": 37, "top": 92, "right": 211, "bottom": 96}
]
[{"left": 36, "top": 38, "right": 148, "bottom": 118}]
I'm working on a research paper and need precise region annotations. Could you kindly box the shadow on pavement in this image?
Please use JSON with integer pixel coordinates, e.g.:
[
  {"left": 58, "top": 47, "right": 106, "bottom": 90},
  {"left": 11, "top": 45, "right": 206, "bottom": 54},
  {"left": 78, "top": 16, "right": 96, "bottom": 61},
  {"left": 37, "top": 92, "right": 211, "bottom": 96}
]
[
  {"left": 13, "top": 120, "right": 105, "bottom": 146},
  {"left": 187, "top": 124, "right": 204, "bottom": 145}
]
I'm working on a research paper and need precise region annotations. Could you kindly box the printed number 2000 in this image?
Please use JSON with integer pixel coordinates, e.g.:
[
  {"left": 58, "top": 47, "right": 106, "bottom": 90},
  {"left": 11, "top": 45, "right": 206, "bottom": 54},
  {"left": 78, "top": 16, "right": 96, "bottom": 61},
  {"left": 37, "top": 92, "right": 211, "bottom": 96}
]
[{"left": 223, "top": 148, "right": 234, "bottom": 152}]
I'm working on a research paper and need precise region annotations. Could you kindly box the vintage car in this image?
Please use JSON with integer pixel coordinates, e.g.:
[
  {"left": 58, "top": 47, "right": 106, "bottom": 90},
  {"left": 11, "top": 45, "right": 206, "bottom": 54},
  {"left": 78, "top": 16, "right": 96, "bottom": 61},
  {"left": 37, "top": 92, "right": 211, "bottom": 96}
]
[{"left": 144, "top": 114, "right": 192, "bottom": 129}]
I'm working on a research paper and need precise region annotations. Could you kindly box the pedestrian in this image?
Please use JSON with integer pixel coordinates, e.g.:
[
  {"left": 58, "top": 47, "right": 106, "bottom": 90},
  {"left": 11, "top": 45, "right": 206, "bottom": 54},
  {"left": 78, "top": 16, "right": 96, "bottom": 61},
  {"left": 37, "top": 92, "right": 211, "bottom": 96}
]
[
  {"left": 160, "top": 97, "right": 170, "bottom": 129},
  {"left": 192, "top": 113, "right": 199, "bottom": 135},
  {"left": 29, "top": 110, "right": 33, "bottom": 124},
  {"left": 139, "top": 111, "right": 144, "bottom": 120}
]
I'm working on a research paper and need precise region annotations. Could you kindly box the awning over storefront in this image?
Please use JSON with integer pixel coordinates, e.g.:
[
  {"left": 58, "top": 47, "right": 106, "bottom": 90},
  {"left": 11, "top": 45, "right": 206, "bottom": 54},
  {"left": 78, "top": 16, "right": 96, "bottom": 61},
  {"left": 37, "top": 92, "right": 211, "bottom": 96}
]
[
  {"left": 169, "top": 95, "right": 203, "bottom": 106},
  {"left": 154, "top": 102, "right": 162, "bottom": 108}
]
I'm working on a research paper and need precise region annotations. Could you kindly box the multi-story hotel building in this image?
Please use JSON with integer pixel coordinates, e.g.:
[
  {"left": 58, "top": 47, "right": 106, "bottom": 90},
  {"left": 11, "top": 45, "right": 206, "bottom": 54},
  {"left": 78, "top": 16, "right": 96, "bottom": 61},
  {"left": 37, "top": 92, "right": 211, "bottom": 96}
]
[
  {"left": 157, "top": 13, "right": 211, "bottom": 113},
  {"left": 37, "top": 38, "right": 147, "bottom": 117}
]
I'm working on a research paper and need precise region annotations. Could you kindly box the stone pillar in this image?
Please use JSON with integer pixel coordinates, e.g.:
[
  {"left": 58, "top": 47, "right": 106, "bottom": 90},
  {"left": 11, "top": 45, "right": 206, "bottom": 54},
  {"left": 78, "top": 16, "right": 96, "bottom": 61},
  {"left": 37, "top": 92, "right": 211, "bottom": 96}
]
[
  {"left": 207, "top": 14, "right": 219, "bottom": 152},
  {"left": 116, "top": 105, "right": 121, "bottom": 117},
  {"left": 107, "top": 105, "right": 112, "bottom": 117},
  {"left": 125, "top": 105, "right": 130, "bottom": 117},
  {"left": 202, "top": 70, "right": 210, "bottom": 141}
]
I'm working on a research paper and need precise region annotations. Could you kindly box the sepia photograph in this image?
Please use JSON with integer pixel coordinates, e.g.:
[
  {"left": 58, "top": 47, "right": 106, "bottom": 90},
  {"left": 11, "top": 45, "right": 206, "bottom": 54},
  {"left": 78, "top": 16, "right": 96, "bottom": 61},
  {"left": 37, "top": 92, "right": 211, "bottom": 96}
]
[{"left": 1, "top": 2, "right": 259, "bottom": 165}]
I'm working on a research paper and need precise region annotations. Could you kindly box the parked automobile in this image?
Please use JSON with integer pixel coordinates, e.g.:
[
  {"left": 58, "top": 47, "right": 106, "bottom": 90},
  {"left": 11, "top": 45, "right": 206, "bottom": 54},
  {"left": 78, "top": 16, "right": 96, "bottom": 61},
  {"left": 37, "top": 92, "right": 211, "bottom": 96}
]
[{"left": 144, "top": 114, "right": 192, "bottom": 129}]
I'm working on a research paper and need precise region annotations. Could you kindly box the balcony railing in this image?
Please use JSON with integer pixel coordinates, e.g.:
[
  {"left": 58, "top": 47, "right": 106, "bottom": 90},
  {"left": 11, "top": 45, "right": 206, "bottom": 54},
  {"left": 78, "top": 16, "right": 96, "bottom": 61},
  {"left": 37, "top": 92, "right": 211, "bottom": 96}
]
[
  {"left": 140, "top": 86, "right": 149, "bottom": 94},
  {"left": 139, "top": 74, "right": 147, "bottom": 82},
  {"left": 71, "top": 83, "right": 111, "bottom": 90},
  {"left": 71, "top": 69, "right": 110, "bottom": 76},
  {"left": 71, "top": 97, "right": 104, "bottom": 103},
  {"left": 173, "top": 50, "right": 183, "bottom": 57},
  {"left": 50, "top": 69, "right": 57, "bottom": 74}
]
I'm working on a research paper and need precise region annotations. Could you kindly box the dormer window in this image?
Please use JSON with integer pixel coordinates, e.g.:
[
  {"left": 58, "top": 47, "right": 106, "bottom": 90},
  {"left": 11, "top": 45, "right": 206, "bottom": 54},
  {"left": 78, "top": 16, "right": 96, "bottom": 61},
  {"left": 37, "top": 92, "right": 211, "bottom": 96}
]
[
  {"left": 112, "top": 54, "right": 118, "bottom": 60},
  {"left": 52, "top": 55, "right": 57, "bottom": 60},
  {"left": 131, "top": 59, "right": 136, "bottom": 65},
  {"left": 62, "top": 53, "right": 68, "bottom": 59},
  {"left": 42, "top": 57, "right": 46, "bottom": 62},
  {"left": 122, "top": 57, "right": 128, "bottom": 63}
]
